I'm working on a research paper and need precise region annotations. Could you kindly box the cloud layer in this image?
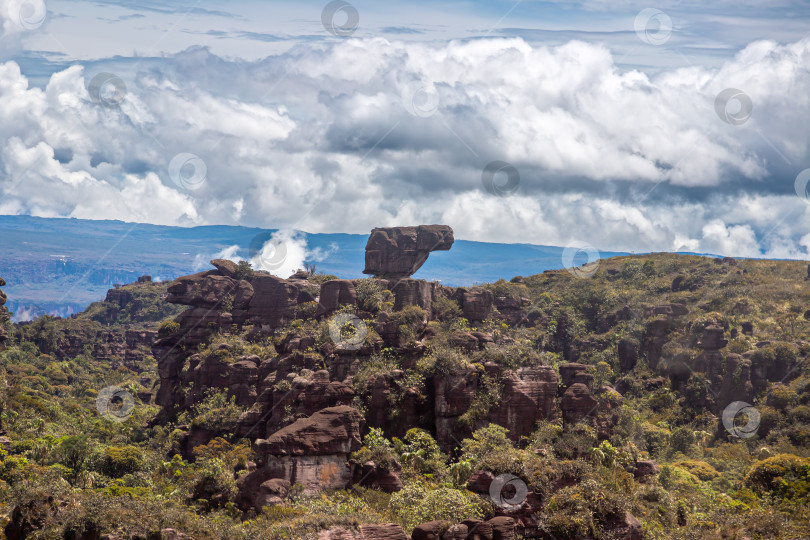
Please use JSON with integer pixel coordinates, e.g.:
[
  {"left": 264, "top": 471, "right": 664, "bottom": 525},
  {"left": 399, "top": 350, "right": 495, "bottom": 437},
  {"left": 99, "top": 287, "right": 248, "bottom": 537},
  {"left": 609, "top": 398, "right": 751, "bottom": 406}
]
[{"left": 0, "top": 34, "right": 809, "bottom": 257}]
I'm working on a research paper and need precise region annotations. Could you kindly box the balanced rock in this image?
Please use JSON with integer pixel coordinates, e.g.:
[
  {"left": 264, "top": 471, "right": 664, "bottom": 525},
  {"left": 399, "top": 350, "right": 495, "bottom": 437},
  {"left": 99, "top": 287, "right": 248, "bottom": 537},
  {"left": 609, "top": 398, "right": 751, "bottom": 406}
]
[{"left": 363, "top": 225, "right": 454, "bottom": 278}]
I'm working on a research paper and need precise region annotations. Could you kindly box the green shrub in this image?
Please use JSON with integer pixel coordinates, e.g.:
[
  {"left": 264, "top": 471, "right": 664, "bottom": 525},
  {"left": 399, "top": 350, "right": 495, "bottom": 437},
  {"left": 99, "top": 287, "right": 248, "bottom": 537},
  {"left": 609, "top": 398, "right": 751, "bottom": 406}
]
[
  {"left": 433, "top": 296, "right": 462, "bottom": 322},
  {"left": 97, "top": 445, "right": 144, "bottom": 478},
  {"left": 674, "top": 460, "right": 720, "bottom": 481},
  {"left": 158, "top": 320, "right": 181, "bottom": 338},
  {"left": 389, "top": 481, "right": 486, "bottom": 532},
  {"left": 352, "top": 428, "right": 398, "bottom": 470},
  {"left": 744, "top": 454, "right": 810, "bottom": 497}
]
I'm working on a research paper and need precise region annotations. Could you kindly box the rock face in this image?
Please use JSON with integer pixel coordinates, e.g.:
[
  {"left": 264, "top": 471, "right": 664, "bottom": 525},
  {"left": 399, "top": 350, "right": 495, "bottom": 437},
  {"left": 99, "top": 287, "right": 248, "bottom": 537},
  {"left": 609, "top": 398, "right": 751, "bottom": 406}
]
[
  {"left": 433, "top": 365, "right": 558, "bottom": 450},
  {"left": 153, "top": 262, "right": 315, "bottom": 413},
  {"left": 238, "top": 406, "right": 363, "bottom": 508},
  {"left": 363, "top": 225, "right": 454, "bottom": 278},
  {"left": 561, "top": 383, "right": 598, "bottom": 425},
  {"left": 455, "top": 288, "right": 494, "bottom": 322},
  {"left": 618, "top": 339, "right": 639, "bottom": 373},
  {"left": 0, "top": 277, "right": 10, "bottom": 348},
  {"left": 317, "top": 280, "right": 358, "bottom": 316}
]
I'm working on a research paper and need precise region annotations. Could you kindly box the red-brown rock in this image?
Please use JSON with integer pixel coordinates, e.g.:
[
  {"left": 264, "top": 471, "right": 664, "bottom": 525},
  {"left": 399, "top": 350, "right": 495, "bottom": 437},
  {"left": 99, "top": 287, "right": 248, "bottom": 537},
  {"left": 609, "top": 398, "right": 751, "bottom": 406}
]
[
  {"left": 561, "top": 383, "right": 598, "bottom": 424},
  {"left": 211, "top": 258, "right": 239, "bottom": 278},
  {"left": 317, "top": 280, "right": 358, "bottom": 316},
  {"left": 255, "top": 406, "right": 363, "bottom": 457},
  {"left": 487, "top": 517, "right": 516, "bottom": 540},
  {"left": 411, "top": 521, "right": 453, "bottom": 540},
  {"left": 363, "top": 225, "right": 454, "bottom": 278}
]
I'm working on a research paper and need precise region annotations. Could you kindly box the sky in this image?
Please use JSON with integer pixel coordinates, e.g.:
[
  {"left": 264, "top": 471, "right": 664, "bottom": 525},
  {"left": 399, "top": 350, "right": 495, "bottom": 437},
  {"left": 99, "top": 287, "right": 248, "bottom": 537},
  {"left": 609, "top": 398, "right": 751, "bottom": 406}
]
[{"left": 1, "top": 0, "right": 810, "bottom": 258}]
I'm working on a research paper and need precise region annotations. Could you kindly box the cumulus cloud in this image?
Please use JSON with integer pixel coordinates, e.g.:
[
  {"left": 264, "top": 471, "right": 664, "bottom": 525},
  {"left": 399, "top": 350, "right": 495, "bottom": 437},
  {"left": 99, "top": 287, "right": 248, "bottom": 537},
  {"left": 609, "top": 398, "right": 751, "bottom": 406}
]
[
  {"left": 191, "top": 231, "right": 339, "bottom": 278},
  {"left": 0, "top": 36, "right": 809, "bottom": 258}
]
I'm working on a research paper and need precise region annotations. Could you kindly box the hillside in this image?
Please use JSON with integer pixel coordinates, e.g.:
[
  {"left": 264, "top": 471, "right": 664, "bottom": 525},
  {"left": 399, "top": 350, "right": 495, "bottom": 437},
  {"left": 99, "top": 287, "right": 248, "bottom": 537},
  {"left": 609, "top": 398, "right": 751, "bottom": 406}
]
[{"left": 0, "top": 233, "right": 808, "bottom": 539}]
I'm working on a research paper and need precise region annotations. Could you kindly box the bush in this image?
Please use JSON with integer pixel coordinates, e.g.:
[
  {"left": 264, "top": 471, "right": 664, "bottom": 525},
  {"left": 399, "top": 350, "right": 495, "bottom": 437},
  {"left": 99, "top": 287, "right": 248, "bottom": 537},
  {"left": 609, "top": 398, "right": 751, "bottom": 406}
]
[
  {"left": 389, "top": 481, "right": 486, "bottom": 532},
  {"left": 460, "top": 424, "right": 526, "bottom": 474},
  {"left": 97, "top": 445, "right": 144, "bottom": 478},
  {"left": 433, "top": 296, "right": 462, "bottom": 322},
  {"left": 158, "top": 320, "right": 181, "bottom": 338},
  {"left": 542, "top": 478, "right": 629, "bottom": 539},
  {"left": 356, "top": 279, "right": 390, "bottom": 313},
  {"left": 392, "top": 305, "right": 426, "bottom": 343},
  {"left": 674, "top": 460, "right": 720, "bottom": 481},
  {"left": 352, "top": 428, "right": 398, "bottom": 471},
  {"left": 396, "top": 428, "right": 447, "bottom": 478},
  {"left": 235, "top": 260, "right": 254, "bottom": 281},
  {"left": 744, "top": 454, "right": 810, "bottom": 497}
]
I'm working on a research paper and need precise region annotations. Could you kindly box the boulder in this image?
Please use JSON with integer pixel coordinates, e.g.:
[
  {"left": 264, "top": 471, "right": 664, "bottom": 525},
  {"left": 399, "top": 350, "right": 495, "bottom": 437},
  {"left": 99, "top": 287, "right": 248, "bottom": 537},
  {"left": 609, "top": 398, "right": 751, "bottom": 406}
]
[
  {"left": 618, "top": 339, "right": 639, "bottom": 373},
  {"left": 742, "top": 321, "right": 754, "bottom": 335},
  {"left": 467, "top": 470, "right": 495, "bottom": 493},
  {"left": 606, "top": 512, "right": 644, "bottom": 540},
  {"left": 352, "top": 461, "right": 403, "bottom": 493},
  {"left": 211, "top": 258, "right": 239, "bottom": 278},
  {"left": 698, "top": 325, "right": 728, "bottom": 350},
  {"left": 559, "top": 362, "right": 589, "bottom": 390},
  {"left": 462, "top": 520, "right": 493, "bottom": 540},
  {"left": 256, "top": 406, "right": 363, "bottom": 457},
  {"left": 166, "top": 271, "right": 237, "bottom": 308},
  {"left": 247, "top": 274, "right": 299, "bottom": 328},
  {"left": 561, "top": 383, "right": 597, "bottom": 425},
  {"left": 633, "top": 460, "right": 660, "bottom": 481},
  {"left": 458, "top": 287, "right": 494, "bottom": 321},
  {"left": 412, "top": 521, "right": 453, "bottom": 540},
  {"left": 442, "top": 524, "right": 468, "bottom": 540},
  {"left": 358, "top": 524, "right": 408, "bottom": 540},
  {"left": 363, "top": 225, "right": 454, "bottom": 278},
  {"left": 488, "top": 366, "right": 558, "bottom": 440},
  {"left": 255, "top": 478, "right": 290, "bottom": 507},
  {"left": 318, "top": 280, "right": 358, "bottom": 316},
  {"left": 642, "top": 318, "right": 670, "bottom": 369},
  {"left": 391, "top": 279, "right": 436, "bottom": 313},
  {"left": 487, "top": 517, "right": 516, "bottom": 540}
]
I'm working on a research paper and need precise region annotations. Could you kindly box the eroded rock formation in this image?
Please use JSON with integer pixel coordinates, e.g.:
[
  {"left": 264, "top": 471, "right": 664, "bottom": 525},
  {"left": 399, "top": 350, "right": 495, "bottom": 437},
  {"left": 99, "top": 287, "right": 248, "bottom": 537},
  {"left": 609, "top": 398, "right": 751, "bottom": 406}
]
[{"left": 363, "top": 225, "right": 454, "bottom": 278}]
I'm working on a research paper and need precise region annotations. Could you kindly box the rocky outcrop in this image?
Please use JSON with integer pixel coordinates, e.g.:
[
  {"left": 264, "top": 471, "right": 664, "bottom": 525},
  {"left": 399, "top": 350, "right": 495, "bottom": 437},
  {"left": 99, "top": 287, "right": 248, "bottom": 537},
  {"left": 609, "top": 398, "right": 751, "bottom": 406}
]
[
  {"left": 642, "top": 317, "right": 671, "bottom": 370},
  {"left": 561, "top": 383, "right": 597, "bottom": 425},
  {"left": 317, "top": 280, "right": 358, "bottom": 316},
  {"left": 1, "top": 277, "right": 10, "bottom": 348},
  {"left": 618, "top": 338, "right": 639, "bottom": 373},
  {"left": 454, "top": 288, "right": 494, "bottom": 322},
  {"left": 487, "top": 365, "right": 558, "bottom": 440},
  {"left": 392, "top": 279, "right": 437, "bottom": 313},
  {"left": 352, "top": 460, "right": 403, "bottom": 493},
  {"left": 319, "top": 525, "right": 409, "bottom": 540},
  {"left": 698, "top": 325, "right": 728, "bottom": 350},
  {"left": 493, "top": 295, "right": 530, "bottom": 326},
  {"left": 412, "top": 518, "right": 516, "bottom": 540},
  {"left": 363, "top": 225, "right": 454, "bottom": 278},
  {"left": 434, "top": 365, "right": 558, "bottom": 450},
  {"left": 632, "top": 460, "right": 660, "bottom": 481},
  {"left": 558, "top": 362, "right": 593, "bottom": 393},
  {"left": 153, "top": 261, "right": 314, "bottom": 413},
  {"left": 238, "top": 406, "right": 363, "bottom": 508}
]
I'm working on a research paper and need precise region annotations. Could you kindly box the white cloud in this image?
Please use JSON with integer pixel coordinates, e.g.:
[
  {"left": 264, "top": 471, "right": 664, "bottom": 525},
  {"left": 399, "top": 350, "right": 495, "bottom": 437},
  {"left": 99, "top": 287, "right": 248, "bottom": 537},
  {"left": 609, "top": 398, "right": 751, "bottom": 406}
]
[{"left": 0, "top": 36, "right": 809, "bottom": 258}]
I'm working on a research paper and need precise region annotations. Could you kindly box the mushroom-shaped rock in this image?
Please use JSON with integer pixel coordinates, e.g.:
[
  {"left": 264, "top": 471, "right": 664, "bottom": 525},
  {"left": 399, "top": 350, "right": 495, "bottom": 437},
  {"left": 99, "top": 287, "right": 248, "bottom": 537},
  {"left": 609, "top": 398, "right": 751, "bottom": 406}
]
[{"left": 363, "top": 225, "right": 454, "bottom": 278}]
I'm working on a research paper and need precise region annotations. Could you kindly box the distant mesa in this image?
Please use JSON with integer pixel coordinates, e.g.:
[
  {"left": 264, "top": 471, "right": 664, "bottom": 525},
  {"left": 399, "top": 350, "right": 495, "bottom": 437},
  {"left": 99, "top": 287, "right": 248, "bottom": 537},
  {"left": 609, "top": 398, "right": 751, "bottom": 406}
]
[{"left": 363, "top": 225, "right": 454, "bottom": 278}]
